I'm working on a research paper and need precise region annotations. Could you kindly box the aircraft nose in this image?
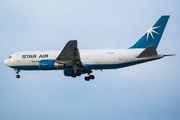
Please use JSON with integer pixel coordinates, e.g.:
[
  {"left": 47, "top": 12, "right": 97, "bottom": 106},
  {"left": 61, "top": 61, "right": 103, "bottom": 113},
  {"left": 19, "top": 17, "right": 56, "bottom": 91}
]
[{"left": 4, "top": 59, "right": 9, "bottom": 66}]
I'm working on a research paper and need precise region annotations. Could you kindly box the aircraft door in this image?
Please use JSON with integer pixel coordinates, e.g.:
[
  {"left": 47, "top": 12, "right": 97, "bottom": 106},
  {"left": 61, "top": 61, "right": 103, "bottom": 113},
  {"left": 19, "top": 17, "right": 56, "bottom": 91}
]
[
  {"left": 16, "top": 54, "right": 21, "bottom": 62},
  {"left": 118, "top": 54, "right": 123, "bottom": 61}
]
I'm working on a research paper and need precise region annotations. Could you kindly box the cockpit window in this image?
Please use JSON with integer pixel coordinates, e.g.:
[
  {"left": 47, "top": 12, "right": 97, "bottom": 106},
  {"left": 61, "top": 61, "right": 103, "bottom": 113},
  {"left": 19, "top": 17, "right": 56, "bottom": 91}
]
[{"left": 9, "top": 56, "right": 11, "bottom": 59}]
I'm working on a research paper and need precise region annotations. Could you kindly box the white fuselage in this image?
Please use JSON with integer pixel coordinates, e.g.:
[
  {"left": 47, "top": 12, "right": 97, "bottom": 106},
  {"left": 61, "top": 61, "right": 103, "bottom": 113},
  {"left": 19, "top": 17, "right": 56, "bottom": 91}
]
[
  {"left": 3, "top": 16, "right": 170, "bottom": 79},
  {"left": 4, "top": 49, "right": 163, "bottom": 71}
]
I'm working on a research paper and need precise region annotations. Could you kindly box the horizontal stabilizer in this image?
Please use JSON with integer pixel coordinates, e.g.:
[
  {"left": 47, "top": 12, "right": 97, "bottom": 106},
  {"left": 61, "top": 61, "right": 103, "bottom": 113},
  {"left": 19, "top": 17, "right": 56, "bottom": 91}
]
[{"left": 136, "top": 46, "right": 157, "bottom": 58}]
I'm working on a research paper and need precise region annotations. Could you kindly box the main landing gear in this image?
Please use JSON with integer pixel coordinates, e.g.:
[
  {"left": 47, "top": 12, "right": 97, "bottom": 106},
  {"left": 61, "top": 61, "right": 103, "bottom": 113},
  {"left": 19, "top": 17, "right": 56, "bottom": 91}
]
[
  {"left": 70, "top": 70, "right": 95, "bottom": 81},
  {"left": 16, "top": 70, "right": 20, "bottom": 78},
  {"left": 84, "top": 75, "right": 95, "bottom": 81}
]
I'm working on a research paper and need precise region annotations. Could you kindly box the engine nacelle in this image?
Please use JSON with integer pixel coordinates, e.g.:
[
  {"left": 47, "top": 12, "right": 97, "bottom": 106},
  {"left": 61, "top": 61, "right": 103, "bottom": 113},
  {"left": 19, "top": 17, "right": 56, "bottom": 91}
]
[
  {"left": 64, "top": 70, "right": 75, "bottom": 76},
  {"left": 39, "top": 60, "right": 64, "bottom": 70}
]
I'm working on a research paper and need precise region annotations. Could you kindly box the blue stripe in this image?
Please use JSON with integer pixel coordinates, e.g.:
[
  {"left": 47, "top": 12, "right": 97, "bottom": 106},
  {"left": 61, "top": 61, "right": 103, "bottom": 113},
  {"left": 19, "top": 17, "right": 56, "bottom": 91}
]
[
  {"left": 10, "top": 57, "right": 162, "bottom": 71},
  {"left": 10, "top": 65, "right": 74, "bottom": 70},
  {"left": 10, "top": 65, "right": 40, "bottom": 70},
  {"left": 86, "top": 57, "right": 162, "bottom": 69}
]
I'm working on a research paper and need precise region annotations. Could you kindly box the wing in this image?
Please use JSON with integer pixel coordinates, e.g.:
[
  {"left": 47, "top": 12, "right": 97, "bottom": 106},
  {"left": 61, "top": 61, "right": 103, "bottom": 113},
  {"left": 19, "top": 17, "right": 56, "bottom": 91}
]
[{"left": 55, "top": 40, "right": 85, "bottom": 70}]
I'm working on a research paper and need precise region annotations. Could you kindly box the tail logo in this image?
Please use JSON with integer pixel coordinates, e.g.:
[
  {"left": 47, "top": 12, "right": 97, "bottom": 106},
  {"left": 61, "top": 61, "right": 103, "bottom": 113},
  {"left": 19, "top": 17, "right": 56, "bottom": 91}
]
[
  {"left": 130, "top": 15, "right": 169, "bottom": 49},
  {"left": 146, "top": 26, "right": 161, "bottom": 41}
]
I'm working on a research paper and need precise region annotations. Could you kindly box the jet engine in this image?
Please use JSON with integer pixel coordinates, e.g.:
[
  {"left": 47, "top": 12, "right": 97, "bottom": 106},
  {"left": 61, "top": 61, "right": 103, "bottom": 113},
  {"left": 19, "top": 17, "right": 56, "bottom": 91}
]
[{"left": 39, "top": 60, "right": 64, "bottom": 70}]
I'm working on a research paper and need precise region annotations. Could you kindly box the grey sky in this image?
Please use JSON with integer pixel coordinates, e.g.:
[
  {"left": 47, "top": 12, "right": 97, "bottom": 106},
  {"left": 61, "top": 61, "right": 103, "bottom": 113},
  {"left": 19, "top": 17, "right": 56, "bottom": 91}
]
[{"left": 0, "top": 0, "right": 180, "bottom": 120}]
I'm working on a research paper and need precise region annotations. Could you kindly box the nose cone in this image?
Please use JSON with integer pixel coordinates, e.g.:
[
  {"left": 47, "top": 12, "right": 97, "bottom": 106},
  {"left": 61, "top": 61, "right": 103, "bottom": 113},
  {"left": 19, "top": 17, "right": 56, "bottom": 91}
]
[{"left": 4, "top": 59, "right": 9, "bottom": 66}]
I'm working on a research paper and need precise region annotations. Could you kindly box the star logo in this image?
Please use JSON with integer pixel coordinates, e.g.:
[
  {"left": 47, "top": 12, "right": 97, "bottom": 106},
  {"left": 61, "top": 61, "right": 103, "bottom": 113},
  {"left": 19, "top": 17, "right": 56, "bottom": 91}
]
[{"left": 146, "top": 26, "right": 161, "bottom": 41}]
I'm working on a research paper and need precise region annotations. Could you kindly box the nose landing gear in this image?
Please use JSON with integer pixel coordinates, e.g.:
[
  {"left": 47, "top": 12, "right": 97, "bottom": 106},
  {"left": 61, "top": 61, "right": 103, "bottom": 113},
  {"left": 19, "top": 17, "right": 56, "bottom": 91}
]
[{"left": 16, "top": 70, "right": 20, "bottom": 78}]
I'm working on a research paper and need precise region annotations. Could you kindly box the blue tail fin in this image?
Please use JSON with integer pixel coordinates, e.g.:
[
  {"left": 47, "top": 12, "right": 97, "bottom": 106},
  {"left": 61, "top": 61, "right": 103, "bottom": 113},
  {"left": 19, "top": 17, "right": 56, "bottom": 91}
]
[{"left": 130, "top": 15, "right": 170, "bottom": 49}]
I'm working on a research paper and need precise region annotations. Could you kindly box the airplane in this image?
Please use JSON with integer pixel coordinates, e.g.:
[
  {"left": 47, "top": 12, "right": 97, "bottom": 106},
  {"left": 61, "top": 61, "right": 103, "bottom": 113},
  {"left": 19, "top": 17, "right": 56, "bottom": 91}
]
[{"left": 4, "top": 15, "right": 174, "bottom": 81}]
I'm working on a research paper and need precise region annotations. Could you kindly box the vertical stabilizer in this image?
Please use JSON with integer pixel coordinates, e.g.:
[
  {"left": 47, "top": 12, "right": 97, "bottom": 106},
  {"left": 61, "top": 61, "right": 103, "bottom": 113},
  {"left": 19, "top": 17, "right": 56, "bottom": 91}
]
[{"left": 130, "top": 15, "right": 170, "bottom": 49}]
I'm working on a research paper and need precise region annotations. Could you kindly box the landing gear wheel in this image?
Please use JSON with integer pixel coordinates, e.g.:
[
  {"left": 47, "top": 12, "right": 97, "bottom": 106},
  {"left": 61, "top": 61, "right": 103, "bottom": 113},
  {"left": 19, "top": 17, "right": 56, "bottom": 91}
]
[
  {"left": 84, "top": 74, "right": 95, "bottom": 81},
  {"left": 16, "top": 75, "right": 20, "bottom": 78},
  {"left": 89, "top": 75, "right": 95, "bottom": 80},
  {"left": 15, "top": 70, "right": 20, "bottom": 79},
  {"left": 84, "top": 76, "right": 90, "bottom": 81},
  {"left": 71, "top": 73, "right": 76, "bottom": 78},
  {"left": 76, "top": 71, "right": 81, "bottom": 76}
]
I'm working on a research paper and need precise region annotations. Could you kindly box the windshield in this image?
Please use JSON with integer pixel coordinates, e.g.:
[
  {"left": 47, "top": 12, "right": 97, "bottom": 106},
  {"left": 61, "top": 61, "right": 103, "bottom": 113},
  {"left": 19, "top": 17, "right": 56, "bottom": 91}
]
[{"left": 8, "top": 56, "right": 11, "bottom": 59}]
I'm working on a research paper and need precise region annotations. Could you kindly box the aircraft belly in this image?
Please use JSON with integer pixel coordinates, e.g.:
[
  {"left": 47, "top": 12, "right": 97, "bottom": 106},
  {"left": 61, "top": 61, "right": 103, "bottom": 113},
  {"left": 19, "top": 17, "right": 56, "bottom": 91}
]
[{"left": 85, "top": 57, "right": 162, "bottom": 70}]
